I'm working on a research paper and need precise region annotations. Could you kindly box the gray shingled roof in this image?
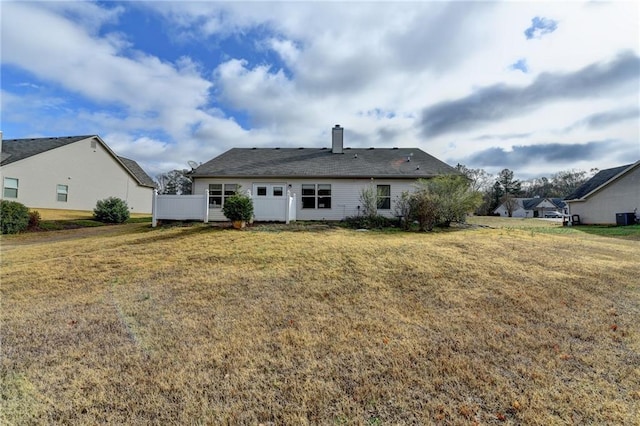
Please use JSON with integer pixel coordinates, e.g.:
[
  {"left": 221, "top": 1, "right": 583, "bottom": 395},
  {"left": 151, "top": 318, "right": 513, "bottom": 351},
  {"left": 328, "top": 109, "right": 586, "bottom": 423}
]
[
  {"left": 2, "top": 135, "right": 155, "bottom": 188},
  {"left": 522, "top": 198, "right": 566, "bottom": 210},
  {"left": 190, "top": 147, "right": 457, "bottom": 178},
  {"left": 1, "top": 136, "right": 92, "bottom": 166},
  {"left": 565, "top": 163, "right": 634, "bottom": 200},
  {"left": 118, "top": 156, "right": 156, "bottom": 187}
]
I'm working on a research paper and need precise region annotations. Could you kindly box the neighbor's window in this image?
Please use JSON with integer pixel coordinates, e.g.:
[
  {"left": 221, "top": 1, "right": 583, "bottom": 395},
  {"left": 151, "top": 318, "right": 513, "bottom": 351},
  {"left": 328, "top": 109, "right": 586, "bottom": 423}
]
[
  {"left": 257, "top": 186, "right": 267, "bottom": 196},
  {"left": 3, "top": 177, "right": 18, "bottom": 198},
  {"left": 57, "top": 184, "right": 68, "bottom": 202},
  {"left": 273, "top": 186, "right": 283, "bottom": 197},
  {"left": 377, "top": 185, "right": 391, "bottom": 210},
  {"left": 302, "top": 184, "right": 331, "bottom": 209}
]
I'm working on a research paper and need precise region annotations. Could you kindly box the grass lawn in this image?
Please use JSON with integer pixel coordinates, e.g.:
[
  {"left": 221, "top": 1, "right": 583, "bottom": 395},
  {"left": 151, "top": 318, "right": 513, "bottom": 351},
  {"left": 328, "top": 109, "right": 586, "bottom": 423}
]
[{"left": 1, "top": 220, "right": 639, "bottom": 424}]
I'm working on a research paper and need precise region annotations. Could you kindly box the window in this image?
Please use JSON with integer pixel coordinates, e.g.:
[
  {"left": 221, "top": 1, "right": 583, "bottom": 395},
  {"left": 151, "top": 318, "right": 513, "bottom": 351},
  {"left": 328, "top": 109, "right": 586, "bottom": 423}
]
[
  {"left": 257, "top": 186, "right": 267, "bottom": 196},
  {"left": 302, "top": 184, "right": 331, "bottom": 209},
  {"left": 57, "top": 184, "right": 68, "bottom": 202},
  {"left": 209, "top": 184, "right": 222, "bottom": 207},
  {"left": 3, "top": 178, "right": 18, "bottom": 198},
  {"left": 273, "top": 186, "right": 283, "bottom": 197},
  {"left": 302, "top": 184, "right": 316, "bottom": 208},
  {"left": 209, "top": 184, "right": 238, "bottom": 208},
  {"left": 377, "top": 185, "right": 391, "bottom": 210},
  {"left": 318, "top": 184, "right": 331, "bottom": 209}
]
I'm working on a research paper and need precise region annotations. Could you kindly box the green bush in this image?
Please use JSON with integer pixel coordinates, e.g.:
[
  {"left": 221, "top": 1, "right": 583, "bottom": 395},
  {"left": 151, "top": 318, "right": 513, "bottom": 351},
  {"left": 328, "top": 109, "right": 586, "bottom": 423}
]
[
  {"left": 93, "top": 197, "right": 130, "bottom": 223},
  {"left": 1, "top": 200, "right": 30, "bottom": 234},
  {"left": 344, "top": 214, "right": 396, "bottom": 230},
  {"left": 222, "top": 192, "right": 254, "bottom": 222}
]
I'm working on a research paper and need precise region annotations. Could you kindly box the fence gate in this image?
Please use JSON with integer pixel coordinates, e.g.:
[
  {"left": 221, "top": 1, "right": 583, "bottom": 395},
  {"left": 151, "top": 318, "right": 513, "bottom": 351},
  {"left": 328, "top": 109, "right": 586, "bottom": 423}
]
[{"left": 252, "top": 183, "right": 289, "bottom": 221}]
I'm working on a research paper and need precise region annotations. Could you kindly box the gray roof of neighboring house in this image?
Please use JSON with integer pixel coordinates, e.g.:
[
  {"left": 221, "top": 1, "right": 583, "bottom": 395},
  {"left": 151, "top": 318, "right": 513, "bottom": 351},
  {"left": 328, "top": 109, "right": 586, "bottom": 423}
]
[
  {"left": 565, "top": 163, "right": 634, "bottom": 200},
  {"left": 522, "top": 198, "right": 566, "bottom": 210},
  {"left": 1, "top": 135, "right": 155, "bottom": 188},
  {"left": 190, "top": 147, "right": 457, "bottom": 179},
  {"left": 1, "top": 135, "right": 92, "bottom": 166},
  {"left": 118, "top": 156, "right": 156, "bottom": 187}
]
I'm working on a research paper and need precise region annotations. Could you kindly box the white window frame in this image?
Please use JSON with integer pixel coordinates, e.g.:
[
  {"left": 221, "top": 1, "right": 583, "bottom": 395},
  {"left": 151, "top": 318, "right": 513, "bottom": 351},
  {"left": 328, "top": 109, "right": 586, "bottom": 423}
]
[
  {"left": 57, "top": 184, "right": 69, "bottom": 202},
  {"left": 377, "top": 185, "right": 391, "bottom": 210},
  {"left": 209, "top": 183, "right": 238, "bottom": 208},
  {"left": 301, "top": 184, "right": 331, "bottom": 209},
  {"left": 3, "top": 177, "right": 18, "bottom": 199}
]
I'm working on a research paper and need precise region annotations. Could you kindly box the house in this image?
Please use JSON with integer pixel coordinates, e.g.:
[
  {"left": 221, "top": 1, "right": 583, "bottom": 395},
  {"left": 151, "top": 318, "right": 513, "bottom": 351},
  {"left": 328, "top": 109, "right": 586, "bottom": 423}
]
[
  {"left": 493, "top": 197, "right": 567, "bottom": 218},
  {"left": 189, "top": 125, "right": 458, "bottom": 222},
  {"left": 565, "top": 161, "right": 640, "bottom": 225},
  {"left": 1, "top": 134, "right": 155, "bottom": 213}
]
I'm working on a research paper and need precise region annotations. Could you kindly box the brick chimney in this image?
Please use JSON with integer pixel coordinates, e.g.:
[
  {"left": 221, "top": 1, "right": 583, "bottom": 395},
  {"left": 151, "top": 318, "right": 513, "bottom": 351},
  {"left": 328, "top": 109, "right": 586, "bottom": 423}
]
[{"left": 332, "top": 124, "right": 343, "bottom": 154}]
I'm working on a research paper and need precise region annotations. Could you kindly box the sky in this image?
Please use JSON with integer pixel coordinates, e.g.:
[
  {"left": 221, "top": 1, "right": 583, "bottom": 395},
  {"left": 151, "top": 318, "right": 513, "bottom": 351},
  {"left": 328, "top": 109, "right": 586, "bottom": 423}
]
[{"left": 1, "top": 1, "right": 639, "bottom": 181}]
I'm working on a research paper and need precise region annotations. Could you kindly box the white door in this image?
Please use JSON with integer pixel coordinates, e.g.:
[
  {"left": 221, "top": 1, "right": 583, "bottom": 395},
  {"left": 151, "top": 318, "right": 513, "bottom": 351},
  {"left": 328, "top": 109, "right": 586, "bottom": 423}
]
[{"left": 252, "top": 183, "right": 287, "bottom": 221}]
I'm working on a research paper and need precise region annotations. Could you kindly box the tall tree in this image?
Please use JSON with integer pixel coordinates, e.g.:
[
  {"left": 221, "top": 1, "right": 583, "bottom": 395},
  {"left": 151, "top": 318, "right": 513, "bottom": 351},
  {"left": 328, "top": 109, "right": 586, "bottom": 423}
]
[
  {"left": 496, "top": 169, "right": 521, "bottom": 196},
  {"left": 551, "top": 169, "right": 597, "bottom": 198},
  {"left": 455, "top": 164, "right": 493, "bottom": 192}
]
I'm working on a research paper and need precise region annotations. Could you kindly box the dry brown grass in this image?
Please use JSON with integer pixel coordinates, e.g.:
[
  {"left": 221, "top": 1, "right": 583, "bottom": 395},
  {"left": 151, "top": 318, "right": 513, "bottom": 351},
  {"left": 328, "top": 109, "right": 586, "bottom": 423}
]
[
  {"left": 1, "top": 222, "right": 639, "bottom": 425},
  {"left": 32, "top": 208, "right": 150, "bottom": 221}
]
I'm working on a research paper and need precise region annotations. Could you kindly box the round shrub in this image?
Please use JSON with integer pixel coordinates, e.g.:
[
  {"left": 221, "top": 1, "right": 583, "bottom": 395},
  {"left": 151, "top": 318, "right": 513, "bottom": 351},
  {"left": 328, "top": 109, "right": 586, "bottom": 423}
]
[
  {"left": 222, "top": 192, "right": 254, "bottom": 222},
  {"left": 1, "top": 200, "right": 30, "bottom": 234},
  {"left": 93, "top": 197, "right": 130, "bottom": 223}
]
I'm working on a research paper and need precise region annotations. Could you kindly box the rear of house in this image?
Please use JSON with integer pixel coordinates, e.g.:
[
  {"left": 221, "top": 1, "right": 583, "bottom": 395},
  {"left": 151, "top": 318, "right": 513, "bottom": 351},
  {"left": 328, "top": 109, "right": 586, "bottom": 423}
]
[
  {"left": 1, "top": 135, "right": 155, "bottom": 213},
  {"left": 189, "top": 125, "right": 458, "bottom": 222}
]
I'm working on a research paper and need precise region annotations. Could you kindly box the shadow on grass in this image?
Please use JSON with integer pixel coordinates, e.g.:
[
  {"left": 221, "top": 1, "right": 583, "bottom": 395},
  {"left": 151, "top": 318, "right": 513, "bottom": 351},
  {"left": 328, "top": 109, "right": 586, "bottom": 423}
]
[{"left": 131, "top": 222, "right": 229, "bottom": 244}]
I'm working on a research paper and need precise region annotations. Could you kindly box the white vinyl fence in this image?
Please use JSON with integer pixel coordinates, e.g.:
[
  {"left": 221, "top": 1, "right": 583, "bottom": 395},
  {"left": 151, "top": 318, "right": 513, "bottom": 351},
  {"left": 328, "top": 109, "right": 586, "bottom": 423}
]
[
  {"left": 151, "top": 189, "right": 296, "bottom": 227},
  {"left": 152, "top": 190, "right": 209, "bottom": 227}
]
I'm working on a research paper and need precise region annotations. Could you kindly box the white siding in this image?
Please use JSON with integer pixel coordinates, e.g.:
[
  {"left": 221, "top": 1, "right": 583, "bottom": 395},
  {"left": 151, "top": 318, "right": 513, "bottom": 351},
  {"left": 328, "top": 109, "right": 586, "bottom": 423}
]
[
  {"left": 193, "top": 177, "right": 418, "bottom": 221},
  {"left": 0, "top": 137, "right": 153, "bottom": 213},
  {"left": 568, "top": 165, "right": 640, "bottom": 224}
]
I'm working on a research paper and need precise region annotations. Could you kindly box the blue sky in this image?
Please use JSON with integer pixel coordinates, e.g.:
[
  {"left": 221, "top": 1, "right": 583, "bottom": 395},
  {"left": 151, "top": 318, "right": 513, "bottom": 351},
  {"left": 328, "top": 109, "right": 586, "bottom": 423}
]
[{"left": 1, "top": 1, "right": 638, "bottom": 180}]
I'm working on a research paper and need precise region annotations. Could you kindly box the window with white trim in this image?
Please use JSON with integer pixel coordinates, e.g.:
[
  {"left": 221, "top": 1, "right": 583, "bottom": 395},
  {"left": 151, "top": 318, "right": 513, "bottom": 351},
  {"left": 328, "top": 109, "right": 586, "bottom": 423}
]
[
  {"left": 302, "top": 184, "right": 331, "bottom": 209},
  {"left": 377, "top": 185, "right": 391, "bottom": 210},
  {"left": 3, "top": 177, "right": 18, "bottom": 198},
  {"left": 208, "top": 183, "right": 238, "bottom": 208},
  {"left": 57, "top": 184, "right": 68, "bottom": 202}
]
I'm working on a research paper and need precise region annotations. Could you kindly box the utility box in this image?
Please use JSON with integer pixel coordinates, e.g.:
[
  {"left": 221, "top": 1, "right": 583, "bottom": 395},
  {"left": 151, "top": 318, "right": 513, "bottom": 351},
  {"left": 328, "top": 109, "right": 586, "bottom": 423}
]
[{"left": 615, "top": 212, "right": 635, "bottom": 226}]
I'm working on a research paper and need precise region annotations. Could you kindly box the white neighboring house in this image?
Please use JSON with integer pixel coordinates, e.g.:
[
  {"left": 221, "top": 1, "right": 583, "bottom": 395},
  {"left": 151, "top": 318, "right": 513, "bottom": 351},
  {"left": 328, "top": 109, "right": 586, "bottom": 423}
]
[
  {"left": 1, "top": 135, "right": 155, "bottom": 213},
  {"left": 565, "top": 161, "right": 640, "bottom": 225},
  {"left": 189, "top": 125, "right": 459, "bottom": 222},
  {"left": 493, "top": 197, "right": 567, "bottom": 218}
]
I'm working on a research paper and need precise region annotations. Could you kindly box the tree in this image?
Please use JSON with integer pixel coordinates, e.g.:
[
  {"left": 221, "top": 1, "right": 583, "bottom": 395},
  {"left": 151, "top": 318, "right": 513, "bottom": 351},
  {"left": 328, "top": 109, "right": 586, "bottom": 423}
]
[
  {"left": 156, "top": 169, "right": 192, "bottom": 195},
  {"left": 501, "top": 193, "right": 519, "bottom": 217},
  {"left": 411, "top": 175, "right": 482, "bottom": 229},
  {"left": 455, "top": 164, "right": 493, "bottom": 192},
  {"left": 551, "top": 169, "right": 597, "bottom": 198},
  {"left": 496, "top": 169, "right": 521, "bottom": 196}
]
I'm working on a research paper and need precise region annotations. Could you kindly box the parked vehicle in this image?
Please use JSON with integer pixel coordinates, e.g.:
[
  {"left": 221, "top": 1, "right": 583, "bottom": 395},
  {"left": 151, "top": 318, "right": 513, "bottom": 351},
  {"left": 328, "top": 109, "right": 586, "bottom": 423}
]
[{"left": 544, "top": 211, "right": 564, "bottom": 218}]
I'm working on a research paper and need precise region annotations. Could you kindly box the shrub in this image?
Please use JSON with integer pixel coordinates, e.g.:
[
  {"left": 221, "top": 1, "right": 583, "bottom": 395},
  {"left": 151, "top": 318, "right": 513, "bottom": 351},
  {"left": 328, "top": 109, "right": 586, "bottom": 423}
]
[
  {"left": 1, "top": 200, "right": 30, "bottom": 234},
  {"left": 93, "top": 197, "right": 130, "bottom": 223},
  {"left": 222, "top": 192, "right": 254, "bottom": 222},
  {"left": 344, "top": 214, "right": 396, "bottom": 230},
  {"left": 28, "top": 210, "right": 41, "bottom": 230}
]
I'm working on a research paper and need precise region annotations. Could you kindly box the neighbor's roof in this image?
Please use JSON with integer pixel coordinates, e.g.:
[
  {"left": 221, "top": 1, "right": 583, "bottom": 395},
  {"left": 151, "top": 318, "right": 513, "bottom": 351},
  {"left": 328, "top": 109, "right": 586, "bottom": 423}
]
[
  {"left": 1, "top": 135, "right": 155, "bottom": 188},
  {"left": 190, "top": 147, "right": 457, "bottom": 178},
  {"left": 118, "top": 156, "right": 156, "bottom": 187},
  {"left": 522, "top": 198, "right": 566, "bottom": 210},
  {"left": 1, "top": 135, "right": 92, "bottom": 166},
  {"left": 565, "top": 161, "right": 638, "bottom": 201}
]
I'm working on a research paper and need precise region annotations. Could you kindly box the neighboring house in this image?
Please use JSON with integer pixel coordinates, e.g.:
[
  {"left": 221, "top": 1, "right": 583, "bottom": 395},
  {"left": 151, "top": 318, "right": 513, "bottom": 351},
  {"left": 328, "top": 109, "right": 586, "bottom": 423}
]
[
  {"left": 494, "top": 197, "right": 567, "bottom": 218},
  {"left": 1, "top": 135, "right": 155, "bottom": 213},
  {"left": 565, "top": 161, "right": 640, "bottom": 225},
  {"left": 189, "top": 125, "right": 459, "bottom": 222}
]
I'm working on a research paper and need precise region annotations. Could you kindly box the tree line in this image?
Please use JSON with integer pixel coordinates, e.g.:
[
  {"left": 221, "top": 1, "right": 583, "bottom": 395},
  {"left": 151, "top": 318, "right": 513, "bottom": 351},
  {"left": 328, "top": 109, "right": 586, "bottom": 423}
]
[{"left": 455, "top": 164, "right": 598, "bottom": 215}]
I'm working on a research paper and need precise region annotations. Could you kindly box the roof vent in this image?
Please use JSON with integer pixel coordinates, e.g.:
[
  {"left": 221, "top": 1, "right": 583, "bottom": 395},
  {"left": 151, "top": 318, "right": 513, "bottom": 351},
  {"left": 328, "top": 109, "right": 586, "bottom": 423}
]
[
  {"left": 354, "top": 154, "right": 358, "bottom": 159},
  {"left": 369, "top": 147, "right": 374, "bottom": 150},
  {"left": 274, "top": 147, "right": 280, "bottom": 150},
  {"left": 416, "top": 166, "right": 420, "bottom": 170},
  {"left": 392, "top": 147, "right": 398, "bottom": 150}
]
